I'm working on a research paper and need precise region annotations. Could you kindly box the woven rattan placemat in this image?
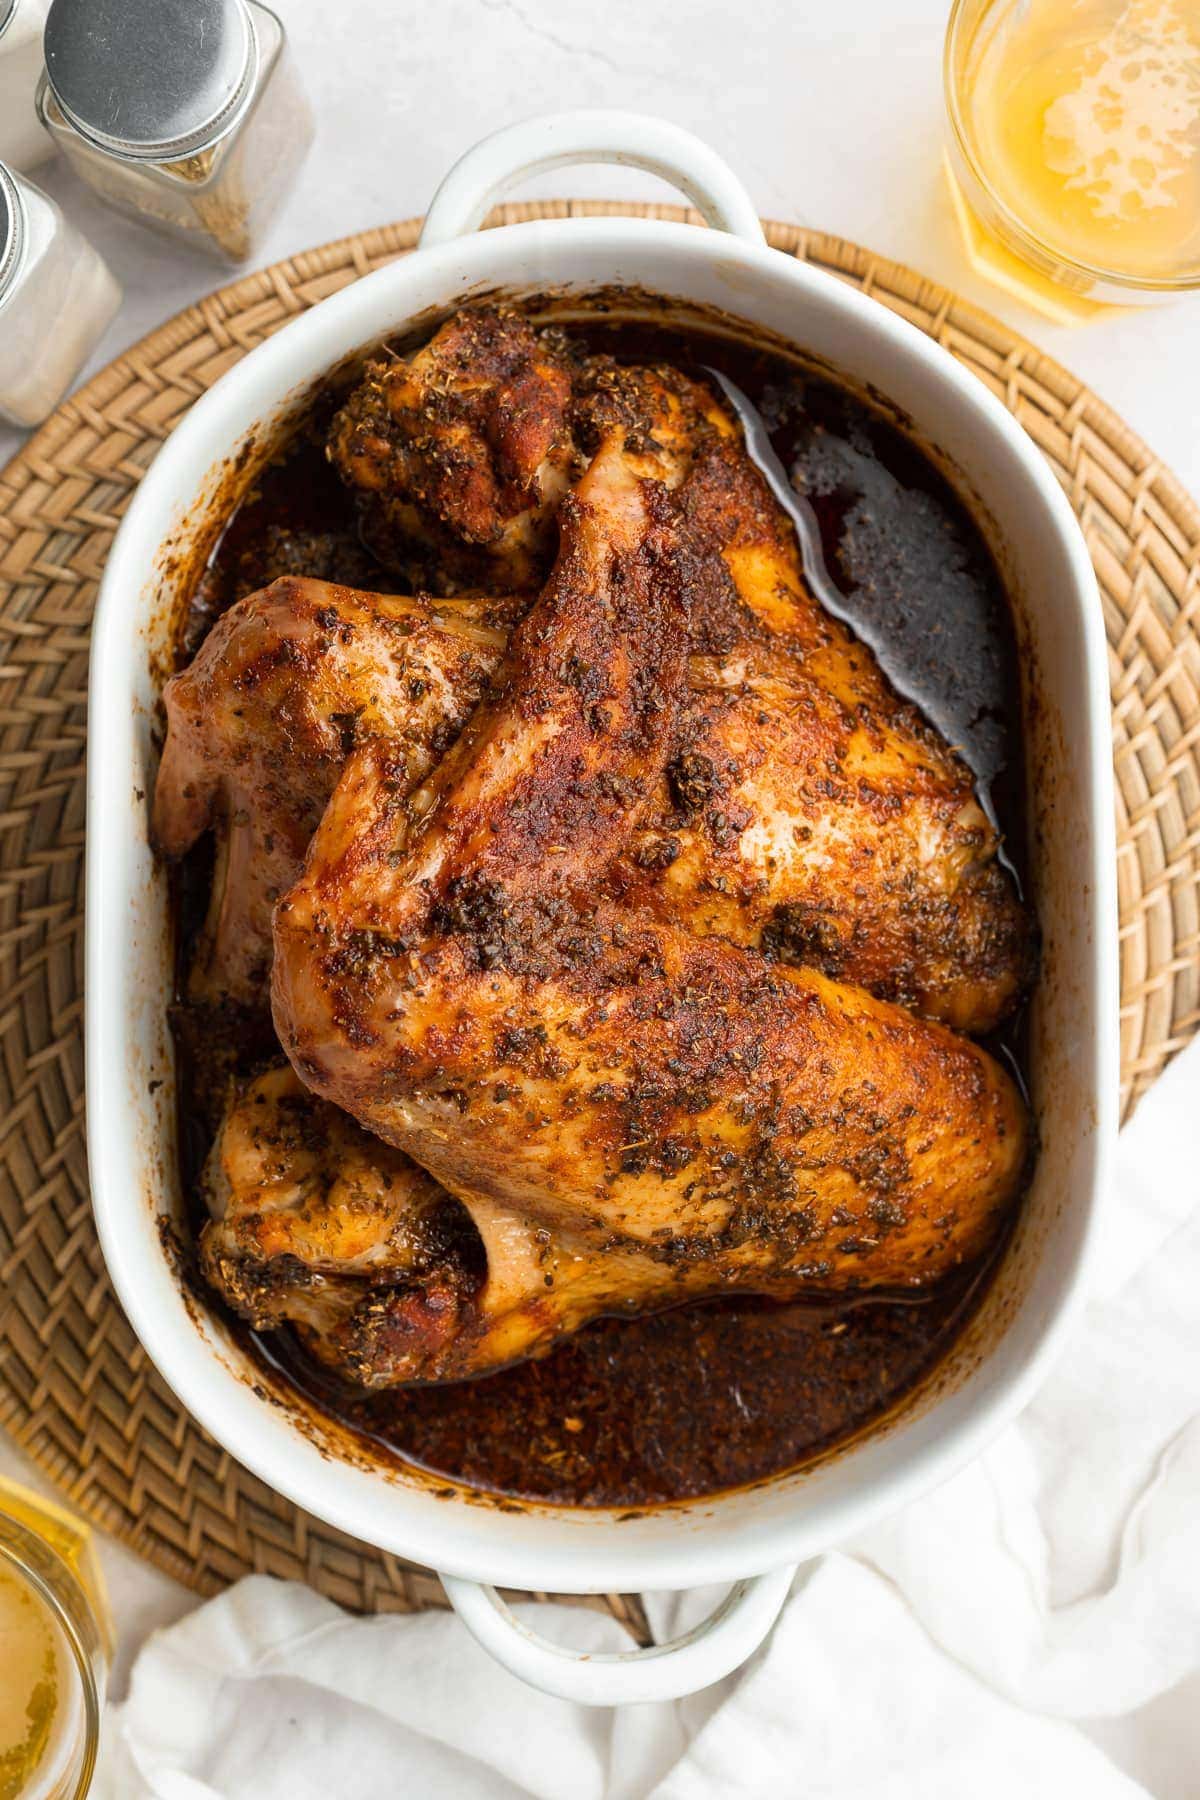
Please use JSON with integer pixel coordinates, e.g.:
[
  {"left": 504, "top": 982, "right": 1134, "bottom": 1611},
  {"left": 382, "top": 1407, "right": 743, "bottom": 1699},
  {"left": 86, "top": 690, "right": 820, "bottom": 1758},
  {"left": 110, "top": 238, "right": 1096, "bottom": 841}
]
[{"left": 1, "top": 203, "right": 1197, "bottom": 1627}]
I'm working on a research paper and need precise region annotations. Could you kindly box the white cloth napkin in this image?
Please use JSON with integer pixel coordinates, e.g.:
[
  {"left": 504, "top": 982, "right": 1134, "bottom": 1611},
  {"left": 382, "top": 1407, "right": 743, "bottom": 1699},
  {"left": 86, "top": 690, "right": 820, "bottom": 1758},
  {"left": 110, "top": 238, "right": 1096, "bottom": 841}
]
[{"left": 97, "top": 1036, "right": 1200, "bottom": 1800}]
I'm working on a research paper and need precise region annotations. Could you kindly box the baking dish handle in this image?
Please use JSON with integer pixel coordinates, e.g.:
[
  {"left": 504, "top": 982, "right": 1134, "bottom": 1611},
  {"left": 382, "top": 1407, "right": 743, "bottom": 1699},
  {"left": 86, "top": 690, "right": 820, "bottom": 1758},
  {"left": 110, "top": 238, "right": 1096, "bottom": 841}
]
[
  {"left": 441, "top": 1564, "right": 795, "bottom": 1705},
  {"left": 419, "top": 110, "right": 766, "bottom": 249}
]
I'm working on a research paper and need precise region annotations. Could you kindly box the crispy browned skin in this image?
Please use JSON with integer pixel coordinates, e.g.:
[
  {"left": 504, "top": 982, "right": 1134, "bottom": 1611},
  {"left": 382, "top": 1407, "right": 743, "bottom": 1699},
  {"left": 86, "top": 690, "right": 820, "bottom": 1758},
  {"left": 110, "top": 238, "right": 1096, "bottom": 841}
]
[
  {"left": 326, "top": 306, "right": 733, "bottom": 592},
  {"left": 326, "top": 308, "right": 575, "bottom": 592},
  {"left": 270, "top": 439, "right": 1029, "bottom": 1386},
  {"left": 153, "top": 581, "right": 514, "bottom": 1003},
  {"left": 198, "top": 1065, "right": 483, "bottom": 1377},
  {"left": 201, "top": 1064, "right": 453, "bottom": 1297},
  {"left": 204, "top": 1064, "right": 805, "bottom": 1388},
  {"left": 168, "top": 309, "right": 1034, "bottom": 1387},
  {"left": 613, "top": 440, "right": 1034, "bottom": 1030},
  {"left": 321, "top": 305, "right": 1031, "bottom": 1029},
  {"left": 156, "top": 451, "right": 1030, "bottom": 1028}
]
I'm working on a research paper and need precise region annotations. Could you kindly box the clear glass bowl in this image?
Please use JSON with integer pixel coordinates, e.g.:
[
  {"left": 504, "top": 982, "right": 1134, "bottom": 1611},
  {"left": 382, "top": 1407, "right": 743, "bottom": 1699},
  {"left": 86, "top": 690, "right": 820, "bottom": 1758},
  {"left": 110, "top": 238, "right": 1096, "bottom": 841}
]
[
  {"left": 0, "top": 1480, "right": 111, "bottom": 1799},
  {"left": 944, "top": 0, "right": 1200, "bottom": 316}
]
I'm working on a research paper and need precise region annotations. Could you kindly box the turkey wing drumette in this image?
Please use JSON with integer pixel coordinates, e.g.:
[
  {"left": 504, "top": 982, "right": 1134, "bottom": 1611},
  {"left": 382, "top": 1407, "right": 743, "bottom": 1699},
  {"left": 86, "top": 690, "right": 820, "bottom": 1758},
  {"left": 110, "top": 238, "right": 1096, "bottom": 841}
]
[
  {"left": 199, "top": 1065, "right": 479, "bottom": 1346},
  {"left": 326, "top": 305, "right": 734, "bottom": 592}
]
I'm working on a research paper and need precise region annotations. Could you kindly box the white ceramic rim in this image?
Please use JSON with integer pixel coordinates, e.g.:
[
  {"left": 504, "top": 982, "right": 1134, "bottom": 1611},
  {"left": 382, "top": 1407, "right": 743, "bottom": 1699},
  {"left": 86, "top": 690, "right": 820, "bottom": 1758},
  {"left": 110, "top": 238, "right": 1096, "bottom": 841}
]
[{"left": 85, "top": 111, "right": 1118, "bottom": 1703}]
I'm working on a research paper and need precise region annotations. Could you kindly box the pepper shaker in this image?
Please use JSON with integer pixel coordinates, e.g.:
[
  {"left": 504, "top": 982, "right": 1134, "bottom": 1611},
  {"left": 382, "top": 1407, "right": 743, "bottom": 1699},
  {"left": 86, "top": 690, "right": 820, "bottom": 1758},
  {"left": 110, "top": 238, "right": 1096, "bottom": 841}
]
[
  {"left": 0, "top": 0, "right": 53, "bottom": 170},
  {"left": 0, "top": 161, "right": 122, "bottom": 427},
  {"left": 36, "top": 0, "right": 314, "bottom": 264}
]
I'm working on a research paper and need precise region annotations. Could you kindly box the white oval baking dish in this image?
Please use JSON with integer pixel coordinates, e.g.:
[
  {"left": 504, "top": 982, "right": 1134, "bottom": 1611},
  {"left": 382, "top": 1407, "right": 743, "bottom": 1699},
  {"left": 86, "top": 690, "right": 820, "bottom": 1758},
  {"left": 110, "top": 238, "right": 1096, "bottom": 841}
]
[{"left": 86, "top": 111, "right": 1118, "bottom": 1704}]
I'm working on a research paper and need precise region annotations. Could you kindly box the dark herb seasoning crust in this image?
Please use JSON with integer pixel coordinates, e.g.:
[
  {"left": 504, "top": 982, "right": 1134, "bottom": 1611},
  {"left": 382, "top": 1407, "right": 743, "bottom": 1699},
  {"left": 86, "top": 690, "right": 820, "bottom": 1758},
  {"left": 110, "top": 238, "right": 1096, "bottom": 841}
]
[{"left": 170, "top": 316, "right": 1030, "bottom": 1510}]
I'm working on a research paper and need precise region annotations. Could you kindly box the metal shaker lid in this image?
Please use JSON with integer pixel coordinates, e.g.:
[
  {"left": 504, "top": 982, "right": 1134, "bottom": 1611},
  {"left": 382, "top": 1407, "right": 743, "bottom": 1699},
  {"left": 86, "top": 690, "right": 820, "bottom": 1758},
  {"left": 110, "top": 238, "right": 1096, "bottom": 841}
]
[
  {"left": 0, "top": 163, "right": 25, "bottom": 305},
  {"left": 0, "top": 0, "right": 20, "bottom": 42},
  {"left": 43, "top": 0, "right": 258, "bottom": 161}
]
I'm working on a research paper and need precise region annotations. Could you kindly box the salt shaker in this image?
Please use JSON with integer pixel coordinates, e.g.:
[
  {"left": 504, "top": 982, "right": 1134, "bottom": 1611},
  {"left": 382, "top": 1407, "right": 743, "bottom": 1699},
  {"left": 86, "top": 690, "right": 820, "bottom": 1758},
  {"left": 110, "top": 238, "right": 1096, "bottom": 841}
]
[
  {"left": 0, "top": 161, "right": 122, "bottom": 427},
  {"left": 0, "top": 0, "right": 53, "bottom": 170},
  {"left": 36, "top": 0, "right": 314, "bottom": 264}
]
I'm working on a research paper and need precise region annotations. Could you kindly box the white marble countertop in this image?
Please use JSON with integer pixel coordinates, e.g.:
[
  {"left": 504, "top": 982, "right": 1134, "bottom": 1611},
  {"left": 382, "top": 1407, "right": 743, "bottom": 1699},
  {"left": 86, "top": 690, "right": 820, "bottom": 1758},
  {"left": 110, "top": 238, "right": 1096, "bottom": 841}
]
[{"left": 1, "top": 0, "right": 1197, "bottom": 1702}]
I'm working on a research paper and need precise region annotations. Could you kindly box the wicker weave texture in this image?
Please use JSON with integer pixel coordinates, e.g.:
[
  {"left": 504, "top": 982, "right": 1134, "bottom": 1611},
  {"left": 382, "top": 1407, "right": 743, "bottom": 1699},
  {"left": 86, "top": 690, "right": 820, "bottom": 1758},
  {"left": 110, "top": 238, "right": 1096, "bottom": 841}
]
[{"left": 0, "top": 204, "right": 1196, "bottom": 1619}]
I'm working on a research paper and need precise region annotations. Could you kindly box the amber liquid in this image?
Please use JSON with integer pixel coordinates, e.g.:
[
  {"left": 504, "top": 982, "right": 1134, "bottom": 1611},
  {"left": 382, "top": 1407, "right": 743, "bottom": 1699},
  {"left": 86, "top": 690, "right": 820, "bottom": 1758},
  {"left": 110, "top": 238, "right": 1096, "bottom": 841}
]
[
  {"left": 0, "top": 1481, "right": 110, "bottom": 1800},
  {"left": 950, "top": 0, "right": 1200, "bottom": 307},
  {"left": 0, "top": 1569, "right": 83, "bottom": 1800},
  {"left": 0, "top": 1481, "right": 112, "bottom": 1660}
]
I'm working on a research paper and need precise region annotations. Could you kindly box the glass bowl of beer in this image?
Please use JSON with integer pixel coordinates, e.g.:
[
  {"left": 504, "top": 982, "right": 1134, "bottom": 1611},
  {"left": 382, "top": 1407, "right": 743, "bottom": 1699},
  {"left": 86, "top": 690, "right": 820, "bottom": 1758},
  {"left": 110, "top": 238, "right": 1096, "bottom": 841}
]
[
  {"left": 0, "top": 1480, "right": 111, "bottom": 1799},
  {"left": 945, "top": 0, "right": 1200, "bottom": 315}
]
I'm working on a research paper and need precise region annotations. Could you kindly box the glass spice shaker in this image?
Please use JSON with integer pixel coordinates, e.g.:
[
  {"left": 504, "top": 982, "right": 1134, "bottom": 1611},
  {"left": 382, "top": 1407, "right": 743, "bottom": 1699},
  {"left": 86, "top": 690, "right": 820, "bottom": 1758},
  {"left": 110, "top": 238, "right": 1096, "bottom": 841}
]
[
  {"left": 35, "top": 0, "right": 315, "bottom": 265},
  {"left": 0, "top": 159, "right": 122, "bottom": 427},
  {"left": 0, "top": 0, "right": 54, "bottom": 170}
]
